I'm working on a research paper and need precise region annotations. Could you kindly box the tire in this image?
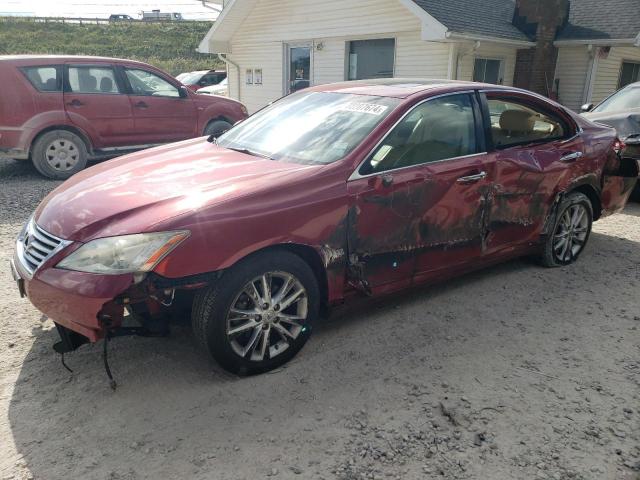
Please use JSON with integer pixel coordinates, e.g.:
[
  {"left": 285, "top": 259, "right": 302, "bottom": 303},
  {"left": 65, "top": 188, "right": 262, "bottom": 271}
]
[
  {"left": 192, "top": 250, "right": 319, "bottom": 375},
  {"left": 31, "top": 130, "right": 88, "bottom": 180},
  {"left": 204, "top": 119, "right": 233, "bottom": 138},
  {"left": 539, "top": 192, "right": 593, "bottom": 267}
]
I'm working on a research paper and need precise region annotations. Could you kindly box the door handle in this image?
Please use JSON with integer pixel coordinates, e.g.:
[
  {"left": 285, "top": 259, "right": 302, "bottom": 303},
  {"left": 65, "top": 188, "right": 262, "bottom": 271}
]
[
  {"left": 456, "top": 171, "right": 487, "bottom": 184},
  {"left": 134, "top": 101, "right": 148, "bottom": 109},
  {"left": 66, "top": 99, "right": 83, "bottom": 107},
  {"left": 560, "top": 151, "right": 583, "bottom": 162}
]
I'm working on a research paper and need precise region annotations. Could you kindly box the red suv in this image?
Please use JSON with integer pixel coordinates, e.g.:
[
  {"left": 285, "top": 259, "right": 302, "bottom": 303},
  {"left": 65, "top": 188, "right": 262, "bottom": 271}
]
[{"left": 0, "top": 55, "right": 248, "bottom": 179}]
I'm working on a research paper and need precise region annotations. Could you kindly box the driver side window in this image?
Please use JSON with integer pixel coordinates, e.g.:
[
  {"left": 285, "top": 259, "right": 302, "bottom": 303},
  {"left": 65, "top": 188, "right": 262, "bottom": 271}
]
[
  {"left": 361, "top": 94, "right": 477, "bottom": 175},
  {"left": 124, "top": 68, "right": 180, "bottom": 98}
]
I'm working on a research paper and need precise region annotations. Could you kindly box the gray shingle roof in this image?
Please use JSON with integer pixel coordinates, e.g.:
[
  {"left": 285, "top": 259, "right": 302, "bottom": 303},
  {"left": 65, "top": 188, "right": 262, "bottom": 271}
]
[
  {"left": 412, "top": 0, "right": 532, "bottom": 42},
  {"left": 557, "top": 0, "right": 640, "bottom": 40}
]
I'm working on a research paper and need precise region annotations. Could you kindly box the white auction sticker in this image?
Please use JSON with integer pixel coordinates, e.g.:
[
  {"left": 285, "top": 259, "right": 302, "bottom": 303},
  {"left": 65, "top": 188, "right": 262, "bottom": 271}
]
[{"left": 339, "top": 102, "right": 389, "bottom": 115}]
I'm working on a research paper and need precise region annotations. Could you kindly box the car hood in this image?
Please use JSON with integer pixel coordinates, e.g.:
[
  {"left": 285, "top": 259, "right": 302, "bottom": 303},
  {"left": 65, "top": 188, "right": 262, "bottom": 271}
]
[
  {"left": 35, "top": 138, "right": 320, "bottom": 242},
  {"left": 582, "top": 109, "right": 640, "bottom": 140}
]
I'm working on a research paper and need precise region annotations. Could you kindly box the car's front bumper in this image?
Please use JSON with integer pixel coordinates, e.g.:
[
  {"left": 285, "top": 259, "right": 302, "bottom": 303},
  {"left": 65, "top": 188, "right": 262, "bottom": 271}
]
[{"left": 12, "top": 250, "right": 132, "bottom": 342}]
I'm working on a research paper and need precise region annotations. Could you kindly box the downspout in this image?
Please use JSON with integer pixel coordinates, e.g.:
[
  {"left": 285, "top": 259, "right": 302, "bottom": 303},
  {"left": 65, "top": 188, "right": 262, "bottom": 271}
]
[
  {"left": 583, "top": 44, "right": 598, "bottom": 105},
  {"left": 220, "top": 53, "right": 241, "bottom": 101},
  {"left": 454, "top": 40, "right": 481, "bottom": 80}
]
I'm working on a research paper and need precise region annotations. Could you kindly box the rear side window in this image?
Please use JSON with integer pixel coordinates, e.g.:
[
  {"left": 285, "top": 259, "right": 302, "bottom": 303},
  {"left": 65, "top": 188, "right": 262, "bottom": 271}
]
[
  {"left": 68, "top": 66, "right": 120, "bottom": 94},
  {"left": 21, "top": 66, "right": 61, "bottom": 92},
  {"left": 487, "top": 97, "right": 568, "bottom": 148},
  {"left": 362, "top": 93, "right": 478, "bottom": 174}
]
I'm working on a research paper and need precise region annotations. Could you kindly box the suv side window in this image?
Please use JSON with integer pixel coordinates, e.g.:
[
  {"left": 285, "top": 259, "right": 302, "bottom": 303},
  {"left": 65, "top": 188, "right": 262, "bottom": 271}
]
[
  {"left": 486, "top": 97, "right": 569, "bottom": 149},
  {"left": 21, "top": 66, "right": 61, "bottom": 92},
  {"left": 124, "top": 68, "right": 180, "bottom": 97},
  {"left": 361, "top": 93, "right": 478, "bottom": 175},
  {"left": 68, "top": 66, "right": 121, "bottom": 94}
]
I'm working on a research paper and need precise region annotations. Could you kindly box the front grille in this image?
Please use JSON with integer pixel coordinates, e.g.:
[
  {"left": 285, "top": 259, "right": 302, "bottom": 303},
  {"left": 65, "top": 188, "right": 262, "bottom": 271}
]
[{"left": 16, "top": 219, "right": 69, "bottom": 276}]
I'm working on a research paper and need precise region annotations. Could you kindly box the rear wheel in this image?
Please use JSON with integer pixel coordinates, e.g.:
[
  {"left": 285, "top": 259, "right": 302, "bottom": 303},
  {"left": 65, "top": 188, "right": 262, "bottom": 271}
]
[
  {"left": 540, "top": 192, "right": 593, "bottom": 267},
  {"left": 31, "top": 130, "right": 88, "bottom": 179},
  {"left": 204, "top": 119, "right": 233, "bottom": 138},
  {"left": 192, "top": 250, "right": 319, "bottom": 375}
]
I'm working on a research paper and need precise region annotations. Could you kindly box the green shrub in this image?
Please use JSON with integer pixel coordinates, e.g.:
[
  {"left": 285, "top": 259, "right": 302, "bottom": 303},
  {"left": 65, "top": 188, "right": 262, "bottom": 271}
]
[{"left": 0, "top": 18, "right": 223, "bottom": 75}]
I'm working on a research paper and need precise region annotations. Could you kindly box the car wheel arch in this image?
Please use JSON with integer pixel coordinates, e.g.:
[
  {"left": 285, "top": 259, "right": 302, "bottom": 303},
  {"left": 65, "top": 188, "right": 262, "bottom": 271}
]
[
  {"left": 569, "top": 183, "right": 602, "bottom": 220},
  {"left": 213, "top": 243, "right": 330, "bottom": 314},
  {"left": 29, "top": 125, "right": 93, "bottom": 158},
  {"left": 203, "top": 116, "right": 234, "bottom": 136}
]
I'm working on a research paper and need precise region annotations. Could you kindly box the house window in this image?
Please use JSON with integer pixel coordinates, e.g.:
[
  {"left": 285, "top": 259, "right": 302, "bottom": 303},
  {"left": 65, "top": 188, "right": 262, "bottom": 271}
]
[
  {"left": 618, "top": 61, "right": 640, "bottom": 89},
  {"left": 347, "top": 38, "right": 395, "bottom": 81},
  {"left": 473, "top": 58, "right": 503, "bottom": 85}
]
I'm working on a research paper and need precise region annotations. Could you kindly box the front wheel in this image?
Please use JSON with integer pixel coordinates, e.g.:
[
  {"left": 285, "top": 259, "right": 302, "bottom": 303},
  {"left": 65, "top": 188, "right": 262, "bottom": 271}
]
[
  {"left": 192, "top": 251, "right": 319, "bottom": 375},
  {"left": 540, "top": 192, "right": 593, "bottom": 267},
  {"left": 204, "top": 119, "right": 233, "bottom": 138}
]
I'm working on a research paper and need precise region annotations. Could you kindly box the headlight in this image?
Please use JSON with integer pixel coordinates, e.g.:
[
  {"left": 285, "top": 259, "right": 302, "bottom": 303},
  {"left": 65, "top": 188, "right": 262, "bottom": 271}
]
[{"left": 57, "top": 231, "right": 189, "bottom": 275}]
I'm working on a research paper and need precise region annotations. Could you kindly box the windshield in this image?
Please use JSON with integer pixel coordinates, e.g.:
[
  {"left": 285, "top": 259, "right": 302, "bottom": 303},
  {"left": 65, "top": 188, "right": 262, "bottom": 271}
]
[
  {"left": 593, "top": 86, "right": 640, "bottom": 113},
  {"left": 180, "top": 71, "right": 207, "bottom": 85},
  {"left": 217, "top": 91, "right": 400, "bottom": 165}
]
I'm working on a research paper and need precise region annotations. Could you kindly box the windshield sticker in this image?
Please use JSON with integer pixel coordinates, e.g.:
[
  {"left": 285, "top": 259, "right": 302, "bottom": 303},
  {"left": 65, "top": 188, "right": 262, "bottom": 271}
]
[{"left": 339, "top": 102, "right": 389, "bottom": 115}]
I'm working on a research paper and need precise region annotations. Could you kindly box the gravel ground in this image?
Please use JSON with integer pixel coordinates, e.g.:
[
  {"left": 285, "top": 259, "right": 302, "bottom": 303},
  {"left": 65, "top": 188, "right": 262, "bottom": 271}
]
[{"left": 0, "top": 158, "right": 639, "bottom": 480}]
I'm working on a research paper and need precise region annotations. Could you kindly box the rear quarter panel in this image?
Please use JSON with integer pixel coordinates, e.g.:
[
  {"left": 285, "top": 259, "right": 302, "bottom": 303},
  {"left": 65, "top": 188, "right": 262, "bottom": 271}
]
[{"left": 0, "top": 62, "right": 65, "bottom": 155}]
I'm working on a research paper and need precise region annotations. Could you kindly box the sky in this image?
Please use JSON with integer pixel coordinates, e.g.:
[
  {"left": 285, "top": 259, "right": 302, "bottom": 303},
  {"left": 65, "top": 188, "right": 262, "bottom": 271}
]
[{"left": 0, "top": 0, "right": 222, "bottom": 20}]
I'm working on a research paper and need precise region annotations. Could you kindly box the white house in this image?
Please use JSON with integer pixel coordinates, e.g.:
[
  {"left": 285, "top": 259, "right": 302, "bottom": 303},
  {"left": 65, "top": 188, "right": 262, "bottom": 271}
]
[
  {"left": 198, "top": 0, "right": 640, "bottom": 113},
  {"left": 198, "top": 0, "right": 535, "bottom": 113},
  {"left": 553, "top": 0, "right": 640, "bottom": 111}
]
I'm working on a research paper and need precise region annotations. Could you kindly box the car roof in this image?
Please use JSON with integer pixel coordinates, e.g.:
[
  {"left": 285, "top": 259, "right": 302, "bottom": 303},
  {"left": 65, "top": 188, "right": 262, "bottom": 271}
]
[
  {"left": 0, "top": 55, "right": 153, "bottom": 68},
  {"left": 307, "top": 78, "right": 518, "bottom": 99}
]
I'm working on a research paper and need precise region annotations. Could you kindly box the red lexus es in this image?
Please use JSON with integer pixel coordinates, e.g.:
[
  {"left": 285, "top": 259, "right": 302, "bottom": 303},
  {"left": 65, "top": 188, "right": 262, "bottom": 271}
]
[{"left": 11, "top": 79, "right": 639, "bottom": 376}]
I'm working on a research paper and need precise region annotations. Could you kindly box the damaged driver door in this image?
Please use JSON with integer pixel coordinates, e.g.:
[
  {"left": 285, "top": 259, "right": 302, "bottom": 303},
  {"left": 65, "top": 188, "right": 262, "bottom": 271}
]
[{"left": 347, "top": 92, "right": 491, "bottom": 294}]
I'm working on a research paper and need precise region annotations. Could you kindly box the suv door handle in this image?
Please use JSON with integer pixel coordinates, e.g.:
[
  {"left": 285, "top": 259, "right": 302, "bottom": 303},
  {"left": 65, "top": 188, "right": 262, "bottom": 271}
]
[
  {"left": 66, "top": 99, "right": 83, "bottom": 107},
  {"left": 134, "top": 101, "right": 148, "bottom": 109},
  {"left": 457, "top": 171, "right": 487, "bottom": 184},
  {"left": 560, "top": 151, "right": 583, "bottom": 162}
]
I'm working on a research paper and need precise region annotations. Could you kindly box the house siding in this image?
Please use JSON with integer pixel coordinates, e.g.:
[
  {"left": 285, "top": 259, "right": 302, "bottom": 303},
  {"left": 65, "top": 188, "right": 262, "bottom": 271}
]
[
  {"left": 554, "top": 46, "right": 590, "bottom": 111},
  {"left": 591, "top": 46, "right": 640, "bottom": 104},
  {"left": 221, "top": 0, "right": 521, "bottom": 113},
  {"left": 457, "top": 43, "right": 518, "bottom": 87}
]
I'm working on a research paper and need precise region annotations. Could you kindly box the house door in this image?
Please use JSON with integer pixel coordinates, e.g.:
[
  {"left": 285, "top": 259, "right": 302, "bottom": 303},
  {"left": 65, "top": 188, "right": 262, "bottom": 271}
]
[{"left": 286, "top": 44, "right": 312, "bottom": 94}]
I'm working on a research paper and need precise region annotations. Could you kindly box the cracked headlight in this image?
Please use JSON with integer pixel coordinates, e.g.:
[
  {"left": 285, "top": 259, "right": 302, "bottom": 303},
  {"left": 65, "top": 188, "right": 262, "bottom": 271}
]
[{"left": 57, "top": 231, "right": 190, "bottom": 275}]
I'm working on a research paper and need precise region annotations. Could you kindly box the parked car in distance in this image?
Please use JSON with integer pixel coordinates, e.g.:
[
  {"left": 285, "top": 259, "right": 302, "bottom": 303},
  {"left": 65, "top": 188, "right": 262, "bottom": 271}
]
[
  {"left": 0, "top": 55, "right": 248, "bottom": 179},
  {"left": 108, "top": 14, "right": 135, "bottom": 21},
  {"left": 11, "top": 79, "right": 639, "bottom": 376},
  {"left": 197, "top": 77, "right": 228, "bottom": 97},
  {"left": 142, "top": 10, "right": 182, "bottom": 21},
  {"left": 581, "top": 81, "right": 640, "bottom": 199},
  {"left": 179, "top": 70, "right": 227, "bottom": 91}
]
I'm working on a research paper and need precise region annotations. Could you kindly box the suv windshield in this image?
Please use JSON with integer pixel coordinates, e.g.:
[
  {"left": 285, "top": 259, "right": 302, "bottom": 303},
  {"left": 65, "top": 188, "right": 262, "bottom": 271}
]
[
  {"left": 181, "top": 71, "right": 207, "bottom": 84},
  {"left": 217, "top": 91, "right": 400, "bottom": 165},
  {"left": 593, "top": 85, "right": 640, "bottom": 113}
]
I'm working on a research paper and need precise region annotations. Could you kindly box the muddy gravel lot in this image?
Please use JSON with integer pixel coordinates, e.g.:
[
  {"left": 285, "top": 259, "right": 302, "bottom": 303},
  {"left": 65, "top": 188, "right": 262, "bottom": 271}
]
[{"left": 0, "top": 158, "right": 638, "bottom": 480}]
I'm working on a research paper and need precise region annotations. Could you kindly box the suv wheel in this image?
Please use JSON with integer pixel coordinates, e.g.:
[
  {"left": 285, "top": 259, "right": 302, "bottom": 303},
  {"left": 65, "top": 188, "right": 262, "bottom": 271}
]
[
  {"left": 540, "top": 192, "right": 593, "bottom": 267},
  {"left": 31, "top": 130, "right": 88, "bottom": 180},
  {"left": 192, "top": 250, "right": 319, "bottom": 375},
  {"left": 204, "top": 120, "right": 232, "bottom": 138}
]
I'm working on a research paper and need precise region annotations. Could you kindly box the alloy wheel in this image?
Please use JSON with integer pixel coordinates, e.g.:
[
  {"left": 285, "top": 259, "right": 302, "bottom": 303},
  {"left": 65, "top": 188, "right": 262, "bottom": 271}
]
[
  {"left": 553, "top": 204, "right": 589, "bottom": 263},
  {"left": 226, "top": 271, "right": 308, "bottom": 362}
]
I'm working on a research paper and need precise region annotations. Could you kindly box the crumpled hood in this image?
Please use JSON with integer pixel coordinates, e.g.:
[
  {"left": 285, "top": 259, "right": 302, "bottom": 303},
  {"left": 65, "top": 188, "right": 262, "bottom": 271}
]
[
  {"left": 583, "top": 109, "right": 640, "bottom": 141},
  {"left": 35, "top": 138, "right": 319, "bottom": 241}
]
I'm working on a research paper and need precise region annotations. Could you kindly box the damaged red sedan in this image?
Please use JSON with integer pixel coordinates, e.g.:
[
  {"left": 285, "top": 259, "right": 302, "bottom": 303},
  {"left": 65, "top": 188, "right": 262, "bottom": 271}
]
[{"left": 11, "top": 79, "right": 639, "bottom": 376}]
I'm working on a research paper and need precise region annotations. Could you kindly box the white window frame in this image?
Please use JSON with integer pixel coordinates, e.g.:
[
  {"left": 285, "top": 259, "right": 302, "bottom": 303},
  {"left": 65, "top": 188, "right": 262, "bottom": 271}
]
[
  {"left": 472, "top": 57, "right": 505, "bottom": 85},
  {"left": 344, "top": 37, "right": 397, "bottom": 81}
]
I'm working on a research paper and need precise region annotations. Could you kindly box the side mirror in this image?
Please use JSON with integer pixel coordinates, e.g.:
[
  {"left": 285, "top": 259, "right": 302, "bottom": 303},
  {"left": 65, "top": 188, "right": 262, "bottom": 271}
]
[
  {"left": 581, "top": 103, "right": 594, "bottom": 113},
  {"left": 178, "top": 85, "right": 189, "bottom": 99}
]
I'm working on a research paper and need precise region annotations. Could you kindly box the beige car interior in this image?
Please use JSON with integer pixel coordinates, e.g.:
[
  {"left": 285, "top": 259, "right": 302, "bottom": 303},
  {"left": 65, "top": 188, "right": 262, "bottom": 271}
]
[
  {"left": 490, "top": 101, "right": 564, "bottom": 148},
  {"left": 369, "top": 99, "right": 476, "bottom": 172}
]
